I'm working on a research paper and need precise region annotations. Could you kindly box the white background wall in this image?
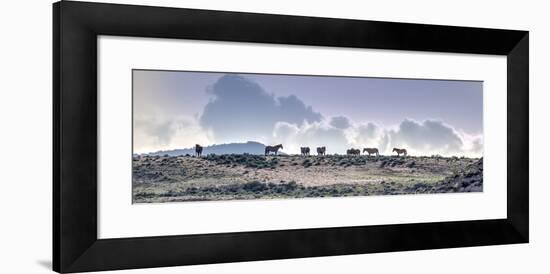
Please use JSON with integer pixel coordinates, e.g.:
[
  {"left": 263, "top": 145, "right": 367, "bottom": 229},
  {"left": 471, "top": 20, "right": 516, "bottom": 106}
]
[{"left": 0, "top": 0, "right": 546, "bottom": 273}]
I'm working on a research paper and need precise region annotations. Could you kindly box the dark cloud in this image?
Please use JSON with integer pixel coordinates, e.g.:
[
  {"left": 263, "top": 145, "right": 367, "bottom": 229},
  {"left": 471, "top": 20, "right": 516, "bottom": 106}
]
[
  {"left": 329, "top": 116, "right": 352, "bottom": 129},
  {"left": 200, "top": 74, "right": 322, "bottom": 142},
  {"left": 389, "top": 119, "right": 463, "bottom": 154}
]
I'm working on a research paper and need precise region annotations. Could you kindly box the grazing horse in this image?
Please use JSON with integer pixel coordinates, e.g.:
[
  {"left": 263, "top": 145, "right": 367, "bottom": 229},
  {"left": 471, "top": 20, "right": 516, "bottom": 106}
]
[
  {"left": 195, "top": 144, "right": 203, "bottom": 157},
  {"left": 363, "top": 148, "right": 379, "bottom": 157},
  {"left": 265, "top": 144, "right": 284, "bottom": 155},
  {"left": 346, "top": 148, "right": 361, "bottom": 156},
  {"left": 316, "top": 146, "right": 326, "bottom": 156},
  {"left": 300, "top": 147, "right": 310, "bottom": 156},
  {"left": 392, "top": 148, "right": 407, "bottom": 156}
]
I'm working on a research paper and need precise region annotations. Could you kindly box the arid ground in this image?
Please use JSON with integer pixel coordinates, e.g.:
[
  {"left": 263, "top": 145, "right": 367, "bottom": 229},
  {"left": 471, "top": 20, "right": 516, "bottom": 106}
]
[{"left": 132, "top": 154, "right": 483, "bottom": 203}]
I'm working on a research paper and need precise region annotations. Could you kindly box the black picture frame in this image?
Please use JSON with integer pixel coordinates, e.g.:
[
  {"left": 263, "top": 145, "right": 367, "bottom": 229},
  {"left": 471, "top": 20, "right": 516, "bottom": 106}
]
[{"left": 53, "top": 1, "right": 529, "bottom": 273}]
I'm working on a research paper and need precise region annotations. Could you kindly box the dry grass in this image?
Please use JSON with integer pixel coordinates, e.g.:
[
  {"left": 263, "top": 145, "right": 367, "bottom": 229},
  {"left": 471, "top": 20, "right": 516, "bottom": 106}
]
[{"left": 132, "top": 154, "right": 482, "bottom": 203}]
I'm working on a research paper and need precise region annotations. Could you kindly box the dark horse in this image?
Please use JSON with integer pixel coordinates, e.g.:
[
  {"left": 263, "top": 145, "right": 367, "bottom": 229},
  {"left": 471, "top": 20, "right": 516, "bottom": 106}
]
[
  {"left": 316, "top": 146, "right": 326, "bottom": 156},
  {"left": 363, "top": 148, "right": 379, "bottom": 157},
  {"left": 346, "top": 148, "right": 361, "bottom": 156},
  {"left": 265, "top": 144, "right": 283, "bottom": 155},
  {"left": 392, "top": 148, "right": 407, "bottom": 156},
  {"left": 195, "top": 144, "right": 203, "bottom": 157},
  {"left": 300, "top": 147, "right": 310, "bottom": 156}
]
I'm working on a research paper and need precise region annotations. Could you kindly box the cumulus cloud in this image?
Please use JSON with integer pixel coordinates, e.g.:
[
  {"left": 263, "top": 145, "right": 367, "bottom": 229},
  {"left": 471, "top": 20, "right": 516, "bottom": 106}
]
[
  {"left": 272, "top": 121, "right": 350, "bottom": 155},
  {"left": 347, "top": 122, "right": 390, "bottom": 152},
  {"left": 268, "top": 117, "right": 482, "bottom": 157},
  {"left": 134, "top": 118, "right": 179, "bottom": 146},
  {"left": 329, "top": 116, "right": 352, "bottom": 129},
  {"left": 200, "top": 74, "right": 322, "bottom": 143},
  {"left": 388, "top": 119, "right": 465, "bottom": 155},
  {"left": 470, "top": 138, "right": 483, "bottom": 154},
  {"left": 136, "top": 74, "right": 482, "bottom": 157},
  {"left": 134, "top": 115, "right": 214, "bottom": 154}
]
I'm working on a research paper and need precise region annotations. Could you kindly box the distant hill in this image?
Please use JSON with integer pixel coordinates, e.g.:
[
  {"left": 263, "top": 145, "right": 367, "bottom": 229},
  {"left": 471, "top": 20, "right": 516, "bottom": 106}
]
[{"left": 144, "top": 141, "right": 271, "bottom": 156}]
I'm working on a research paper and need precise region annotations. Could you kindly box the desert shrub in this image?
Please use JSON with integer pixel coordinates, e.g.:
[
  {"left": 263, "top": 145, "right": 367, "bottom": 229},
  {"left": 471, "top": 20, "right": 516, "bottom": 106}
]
[
  {"left": 242, "top": 181, "right": 268, "bottom": 192},
  {"left": 225, "top": 184, "right": 241, "bottom": 193},
  {"left": 236, "top": 156, "right": 247, "bottom": 163},
  {"left": 133, "top": 192, "right": 156, "bottom": 200},
  {"left": 286, "top": 181, "right": 298, "bottom": 189}
]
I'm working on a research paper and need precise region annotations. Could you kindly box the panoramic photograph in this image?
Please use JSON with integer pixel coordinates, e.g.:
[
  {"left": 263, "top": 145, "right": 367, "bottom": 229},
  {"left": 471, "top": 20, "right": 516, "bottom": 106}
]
[{"left": 132, "top": 70, "right": 483, "bottom": 203}]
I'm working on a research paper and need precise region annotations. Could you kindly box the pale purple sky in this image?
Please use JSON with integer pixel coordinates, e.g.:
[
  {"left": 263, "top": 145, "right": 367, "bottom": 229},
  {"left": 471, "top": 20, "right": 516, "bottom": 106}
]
[{"left": 133, "top": 69, "right": 483, "bottom": 156}]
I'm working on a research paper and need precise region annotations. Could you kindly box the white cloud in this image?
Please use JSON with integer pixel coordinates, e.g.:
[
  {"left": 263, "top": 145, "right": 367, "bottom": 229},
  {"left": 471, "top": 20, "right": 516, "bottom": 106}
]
[
  {"left": 346, "top": 122, "right": 390, "bottom": 152},
  {"left": 269, "top": 117, "right": 482, "bottom": 157},
  {"left": 271, "top": 121, "right": 349, "bottom": 155},
  {"left": 134, "top": 74, "right": 482, "bottom": 157},
  {"left": 133, "top": 115, "right": 214, "bottom": 154},
  {"left": 387, "top": 119, "right": 482, "bottom": 157}
]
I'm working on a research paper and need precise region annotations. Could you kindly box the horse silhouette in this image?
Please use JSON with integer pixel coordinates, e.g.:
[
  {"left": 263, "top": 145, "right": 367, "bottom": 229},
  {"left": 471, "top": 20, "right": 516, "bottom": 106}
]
[
  {"left": 316, "top": 146, "right": 326, "bottom": 156},
  {"left": 300, "top": 147, "right": 310, "bottom": 156},
  {"left": 363, "top": 148, "right": 379, "bottom": 157},
  {"left": 265, "top": 144, "right": 283, "bottom": 155},
  {"left": 346, "top": 148, "right": 361, "bottom": 156},
  {"left": 195, "top": 144, "right": 203, "bottom": 157},
  {"left": 392, "top": 148, "right": 407, "bottom": 156}
]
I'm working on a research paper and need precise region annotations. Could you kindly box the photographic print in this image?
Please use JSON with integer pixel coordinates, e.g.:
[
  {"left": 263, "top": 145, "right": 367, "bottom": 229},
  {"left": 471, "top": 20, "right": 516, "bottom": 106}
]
[{"left": 132, "top": 70, "right": 483, "bottom": 203}]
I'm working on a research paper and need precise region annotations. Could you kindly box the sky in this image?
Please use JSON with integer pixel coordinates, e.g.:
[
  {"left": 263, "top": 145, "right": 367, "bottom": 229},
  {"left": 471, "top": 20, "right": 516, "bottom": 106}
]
[{"left": 133, "top": 70, "right": 483, "bottom": 157}]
